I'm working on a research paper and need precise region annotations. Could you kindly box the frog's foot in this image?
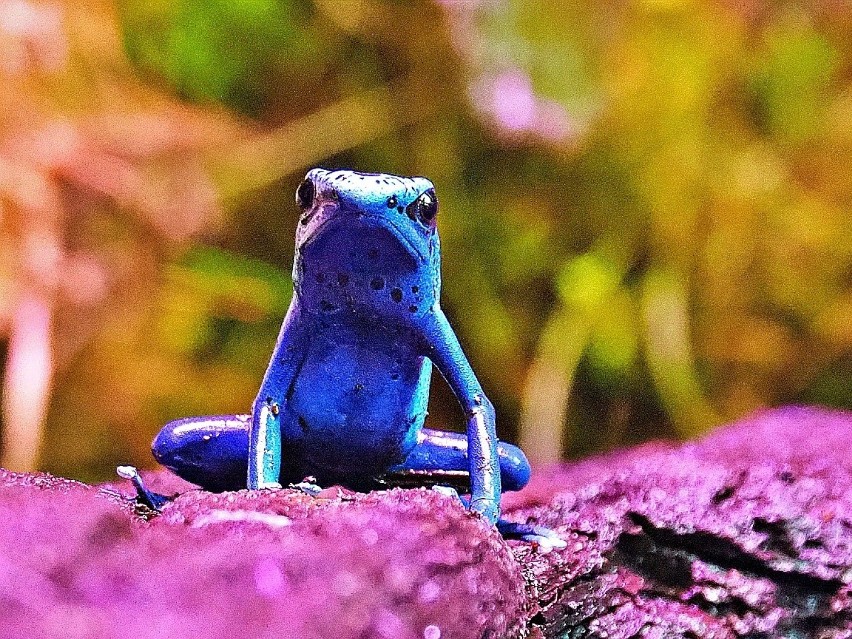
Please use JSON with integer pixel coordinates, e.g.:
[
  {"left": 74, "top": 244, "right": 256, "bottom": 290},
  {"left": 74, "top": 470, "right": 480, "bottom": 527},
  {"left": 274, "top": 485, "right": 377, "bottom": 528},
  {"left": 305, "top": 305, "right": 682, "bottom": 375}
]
[
  {"left": 289, "top": 475, "right": 322, "bottom": 497},
  {"left": 496, "top": 520, "right": 567, "bottom": 554},
  {"left": 255, "top": 481, "right": 283, "bottom": 490},
  {"left": 116, "top": 465, "right": 171, "bottom": 512},
  {"left": 431, "top": 485, "right": 461, "bottom": 500},
  {"left": 431, "top": 486, "right": 566, "bottom": 552}
]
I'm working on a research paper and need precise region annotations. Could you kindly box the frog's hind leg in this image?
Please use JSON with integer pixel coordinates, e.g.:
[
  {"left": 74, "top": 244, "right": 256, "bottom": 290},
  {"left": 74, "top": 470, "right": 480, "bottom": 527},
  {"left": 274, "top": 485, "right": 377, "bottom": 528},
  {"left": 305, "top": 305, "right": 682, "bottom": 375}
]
[
  {"left": 385, "top": 430, "right": 565, "bottom": 551},
  {"left": 151, "top": 415, "right": 251, "bottom": 492},
  {"left": 383, "top": 428, "right": 531, "bottom": 492}
]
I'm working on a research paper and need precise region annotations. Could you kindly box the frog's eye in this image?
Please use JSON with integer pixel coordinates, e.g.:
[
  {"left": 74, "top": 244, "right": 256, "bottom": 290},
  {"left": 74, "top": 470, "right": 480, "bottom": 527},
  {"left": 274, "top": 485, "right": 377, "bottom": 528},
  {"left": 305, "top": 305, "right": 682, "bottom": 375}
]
[
  {"left": 407, "top": 189, "right": 438, "bottom": 226},
  {"left": 295, "top": 178, "right": 315, "bottom": 211}
]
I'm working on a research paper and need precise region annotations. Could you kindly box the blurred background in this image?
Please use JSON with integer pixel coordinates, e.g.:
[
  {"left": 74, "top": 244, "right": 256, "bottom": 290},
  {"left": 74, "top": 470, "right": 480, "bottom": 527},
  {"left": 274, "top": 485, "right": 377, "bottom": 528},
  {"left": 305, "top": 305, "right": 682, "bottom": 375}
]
[{"left": 0, "top": 0, "right": 850, "bottom": 483}]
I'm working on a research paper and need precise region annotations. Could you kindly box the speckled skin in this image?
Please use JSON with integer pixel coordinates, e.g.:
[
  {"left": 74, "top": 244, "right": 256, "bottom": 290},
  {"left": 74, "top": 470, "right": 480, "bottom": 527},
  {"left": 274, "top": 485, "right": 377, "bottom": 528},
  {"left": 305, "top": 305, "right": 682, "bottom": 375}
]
[{"left": 152, "top": 169, "right": 531, "bottom": 525}]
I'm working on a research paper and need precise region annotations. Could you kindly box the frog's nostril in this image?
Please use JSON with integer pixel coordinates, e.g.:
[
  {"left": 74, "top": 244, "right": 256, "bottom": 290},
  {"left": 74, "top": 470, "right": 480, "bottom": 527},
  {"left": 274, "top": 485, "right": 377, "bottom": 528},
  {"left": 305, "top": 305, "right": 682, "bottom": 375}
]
[{"left": 370, "top": 277, "right": 385, "bottom": 290}]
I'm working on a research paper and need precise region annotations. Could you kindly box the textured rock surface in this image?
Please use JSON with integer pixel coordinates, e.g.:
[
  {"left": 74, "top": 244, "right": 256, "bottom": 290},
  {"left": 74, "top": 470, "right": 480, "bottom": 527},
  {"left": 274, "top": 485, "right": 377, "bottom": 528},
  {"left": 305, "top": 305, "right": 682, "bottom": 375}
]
[
  {"left": 1, "top": 406, "right": 851, "bottom": 638},
  {"left": 0, "top": 473, "right": 525, "bottom": 639},
  {"left": 507, "top": 406, "right": 852, "bottom": 638}
]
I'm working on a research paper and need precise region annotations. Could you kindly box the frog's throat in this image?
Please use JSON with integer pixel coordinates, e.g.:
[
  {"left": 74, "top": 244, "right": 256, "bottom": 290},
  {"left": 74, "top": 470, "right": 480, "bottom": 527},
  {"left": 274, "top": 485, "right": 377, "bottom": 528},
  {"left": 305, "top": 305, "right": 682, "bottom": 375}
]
[{"left": 299, "top": 214, "right": 428, "bottom": 264}]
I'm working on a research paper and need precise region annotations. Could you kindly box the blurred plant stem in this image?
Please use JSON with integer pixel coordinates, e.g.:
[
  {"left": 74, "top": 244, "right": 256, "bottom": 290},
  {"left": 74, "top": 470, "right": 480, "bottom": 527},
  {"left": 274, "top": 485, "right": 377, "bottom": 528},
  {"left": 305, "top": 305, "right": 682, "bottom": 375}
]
[
  {"left": 0, "top": 0, "right": 232, "bottom": 471},
  {"left": 640, "top": 268, "right": 721, "bottom": 436},
  {"left": 210, "top": 78, "right": 439, "bottom": 201},
  {"left": 0, "top": 293, "right": 53, "bottom": 470},
  {"left": 520, "top": 246, "right": 628, "bottom": 464}
]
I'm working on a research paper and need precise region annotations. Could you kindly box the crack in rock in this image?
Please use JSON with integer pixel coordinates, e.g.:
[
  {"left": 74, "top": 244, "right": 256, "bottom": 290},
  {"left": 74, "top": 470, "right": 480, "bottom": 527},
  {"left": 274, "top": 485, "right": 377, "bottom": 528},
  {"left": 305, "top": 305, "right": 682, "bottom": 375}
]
[{"left": 610, "top": 512, "right": 848, "bottom": 638}]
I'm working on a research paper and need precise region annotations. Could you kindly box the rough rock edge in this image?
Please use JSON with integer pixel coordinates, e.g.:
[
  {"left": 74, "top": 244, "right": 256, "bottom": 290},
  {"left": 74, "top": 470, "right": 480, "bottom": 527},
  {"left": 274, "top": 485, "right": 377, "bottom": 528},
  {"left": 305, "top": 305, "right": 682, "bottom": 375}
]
[
  {"left": 2, "top": 405, "right": 851, "bottom": 638},
  {"left": 504, "top": 406, "right": 852, "bottom": 638}
]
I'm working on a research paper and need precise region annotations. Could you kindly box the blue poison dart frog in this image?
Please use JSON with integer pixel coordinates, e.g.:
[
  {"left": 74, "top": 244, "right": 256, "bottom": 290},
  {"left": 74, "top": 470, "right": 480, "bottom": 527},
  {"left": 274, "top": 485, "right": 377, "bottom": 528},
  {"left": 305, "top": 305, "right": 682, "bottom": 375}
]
[{"left": 128, "top": 169, "right": 564, "bottom": 550}]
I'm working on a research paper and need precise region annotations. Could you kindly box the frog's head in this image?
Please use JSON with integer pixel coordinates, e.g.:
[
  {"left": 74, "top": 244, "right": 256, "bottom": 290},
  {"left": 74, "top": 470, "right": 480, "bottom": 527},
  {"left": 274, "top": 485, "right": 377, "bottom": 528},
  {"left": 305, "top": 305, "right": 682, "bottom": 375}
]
[{"left": 292, "top": 168, "right": 441, "bottom": 319}]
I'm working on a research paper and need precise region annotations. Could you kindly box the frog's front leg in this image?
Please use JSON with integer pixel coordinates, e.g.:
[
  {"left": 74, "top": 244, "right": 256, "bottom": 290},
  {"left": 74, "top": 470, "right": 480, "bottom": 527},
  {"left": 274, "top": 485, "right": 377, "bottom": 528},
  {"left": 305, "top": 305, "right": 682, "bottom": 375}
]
[
  {"left": 418, "top": 309, "right": 501, "bottom": 524},
  {"left": 248, "top": 302, "right": 312, "bottom": 489}
]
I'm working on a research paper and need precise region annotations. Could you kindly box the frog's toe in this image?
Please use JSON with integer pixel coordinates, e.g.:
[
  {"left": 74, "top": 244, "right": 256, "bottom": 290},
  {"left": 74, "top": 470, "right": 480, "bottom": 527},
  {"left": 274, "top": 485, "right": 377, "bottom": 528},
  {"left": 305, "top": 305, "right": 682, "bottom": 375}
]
[
  {"left": 290, "top": 476, "right": 322, "bottom": 496},
  {"left": 431, "top": 485, "right": 462, "bottom": 500},
  {"left": 497, "top": 521, "right": 567, "bottom": 553},
  {"left": 116, "top": 465, "right": 171, "bottom": 512}
]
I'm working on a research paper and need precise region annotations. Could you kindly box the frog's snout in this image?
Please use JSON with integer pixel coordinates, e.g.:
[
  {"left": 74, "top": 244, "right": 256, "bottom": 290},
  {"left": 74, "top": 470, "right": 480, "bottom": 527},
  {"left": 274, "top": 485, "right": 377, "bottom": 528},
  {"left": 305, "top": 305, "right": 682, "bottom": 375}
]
[
  {"left": 295, "top": 169, "right": 436, "bottom": 268},
  {"left": 299, "top": 169, "right": 433, "bottom": 220},
  {"left": 300, "top": 214, "right": 426, "bottom": 265}
]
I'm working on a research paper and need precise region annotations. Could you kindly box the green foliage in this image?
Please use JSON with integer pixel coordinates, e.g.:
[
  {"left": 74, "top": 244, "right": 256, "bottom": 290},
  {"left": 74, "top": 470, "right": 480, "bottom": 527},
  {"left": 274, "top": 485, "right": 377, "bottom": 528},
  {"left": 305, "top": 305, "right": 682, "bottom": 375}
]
[
  {"left": 21, "top": 0, "right": 852, "bottom": 478},
  {"left": 753, "top": 21, "right": 837, "bottom": 141},
  {"left": 156, "top": 247, "right": 291, "bottom": 357},
  {"left": 120, "top": 0, "right": 318, "bottom": 110}
]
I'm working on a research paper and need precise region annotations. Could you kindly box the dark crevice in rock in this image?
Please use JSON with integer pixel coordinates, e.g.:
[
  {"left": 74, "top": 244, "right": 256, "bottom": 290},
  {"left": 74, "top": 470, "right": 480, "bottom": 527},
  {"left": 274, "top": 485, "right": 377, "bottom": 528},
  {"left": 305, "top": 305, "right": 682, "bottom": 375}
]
[
  {"left": 751, "top": 517, "right": 801, "bottom": 559},
  {"left": 532, "top": 572, "right": 633, "bottom": 637},
  {"left": 607, "top": 511, "right": 848, "bottom": 637},
  {"left": 623, "top": 512, "right": 842, "bottom": 597},
  {"left": 711, "top": 470, "right": 748, "bottom": 506},
  {"left": 615, "top": 527, "right": 694, "bottom": 589},
  {"left": 685, "top": 591, "right": 754, "bottom": 618},
  {"left": 710, "top": 484, "right": 736, "bottom": 505}
]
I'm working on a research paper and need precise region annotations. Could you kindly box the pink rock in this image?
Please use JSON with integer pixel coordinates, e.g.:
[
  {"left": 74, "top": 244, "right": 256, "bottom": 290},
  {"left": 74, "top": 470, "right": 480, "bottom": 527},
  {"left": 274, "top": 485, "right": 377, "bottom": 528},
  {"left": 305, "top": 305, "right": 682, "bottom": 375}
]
[
  {"left": 506, "top": 406, "right": 852, "bottom": 637},
  {"left": 2, "top": 406, "right": 852, "bottom": 638}
]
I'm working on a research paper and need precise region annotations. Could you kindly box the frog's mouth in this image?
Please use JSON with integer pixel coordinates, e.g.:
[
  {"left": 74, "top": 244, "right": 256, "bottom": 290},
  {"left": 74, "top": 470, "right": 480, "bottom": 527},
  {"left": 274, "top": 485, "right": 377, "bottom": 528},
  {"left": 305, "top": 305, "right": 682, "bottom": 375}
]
[{"left": 299, "top": 214, "right": 427, "bottom": 265}]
